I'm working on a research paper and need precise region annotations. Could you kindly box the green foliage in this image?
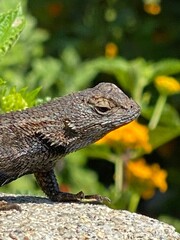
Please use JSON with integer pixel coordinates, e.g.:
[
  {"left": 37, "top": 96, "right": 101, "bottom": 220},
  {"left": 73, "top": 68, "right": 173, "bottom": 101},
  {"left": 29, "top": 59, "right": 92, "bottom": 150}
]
[
  {"left": 0, "top": 3, "right": 25, "bottom": 58},
  {"left": 0, "top": 1, "right": 49, "bottom": 90},
  {"left": 0, "top": 3, "right": 41, "bottom": 113},
  {"left": 0, "top": 80, "right": 41, "bottom": 112}
]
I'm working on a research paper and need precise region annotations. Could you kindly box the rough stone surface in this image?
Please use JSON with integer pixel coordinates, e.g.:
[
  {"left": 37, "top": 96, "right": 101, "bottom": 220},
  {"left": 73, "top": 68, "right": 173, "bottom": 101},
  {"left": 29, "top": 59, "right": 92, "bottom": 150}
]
[{"left": 0, "top": 194, "right": 179, "bottom": 240}]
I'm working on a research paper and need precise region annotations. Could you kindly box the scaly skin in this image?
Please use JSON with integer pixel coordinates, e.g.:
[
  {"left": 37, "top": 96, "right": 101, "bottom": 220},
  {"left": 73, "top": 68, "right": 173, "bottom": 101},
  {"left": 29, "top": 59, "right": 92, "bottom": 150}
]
[{"left": 0, "top": 82, "right": 140, "bottom": 208}]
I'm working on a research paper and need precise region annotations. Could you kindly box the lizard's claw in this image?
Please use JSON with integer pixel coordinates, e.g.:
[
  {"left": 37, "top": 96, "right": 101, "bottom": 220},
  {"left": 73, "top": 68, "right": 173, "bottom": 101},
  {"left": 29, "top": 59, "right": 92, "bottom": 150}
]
[
  {"left": 75, "top": 191, "right": 85, "bottom": 200},
  {"left": 70, "top": 191, "right": 111, "bottom": 204},
  {"left": 82, "top": 194, "right": 111, "bottom": 204},
  {"left": 52, "top": 191, "right": 110, "bottom": 204}
]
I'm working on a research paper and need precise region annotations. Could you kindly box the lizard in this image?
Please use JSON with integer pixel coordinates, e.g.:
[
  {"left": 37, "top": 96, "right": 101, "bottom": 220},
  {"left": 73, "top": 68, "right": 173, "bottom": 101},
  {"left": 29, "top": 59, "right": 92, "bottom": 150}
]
[{"left": 0, "top": 82, "right": 140, "bottom": 210}]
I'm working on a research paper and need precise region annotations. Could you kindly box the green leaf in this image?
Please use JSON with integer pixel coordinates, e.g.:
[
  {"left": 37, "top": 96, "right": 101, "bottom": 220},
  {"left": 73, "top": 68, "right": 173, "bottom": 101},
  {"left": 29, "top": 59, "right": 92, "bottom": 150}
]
[
  {"left": 149, "top": 125, "right": 180, "bottom": 149},
  {"left": 0, "top": 78, "right": 6, "bottom": 86},
  {"left": 1, "top": 87, "right": 28, "bottom": 111},
  {"left": 0, "top": 3, "right": 25, "bottom": 58},
  {"left": 152, "top": 59, "right": 180, "bottom": 77},
  {"left": 19, "top": 87, "right": 41, "bottom": 107},
  {"left": 142, "top": 103, "right": 180, "bottom": 127},
  {"left": 0, "top": 86, "right": 41, "bottom": 112},
  {"left": 66, "top": 57, "right": 129, "bottom": 93}
]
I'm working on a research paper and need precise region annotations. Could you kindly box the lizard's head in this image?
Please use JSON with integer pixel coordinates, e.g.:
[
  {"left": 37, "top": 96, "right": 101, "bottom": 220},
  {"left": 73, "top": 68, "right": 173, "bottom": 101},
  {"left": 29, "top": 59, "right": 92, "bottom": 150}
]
[
  {"left": 63, "top": 82, "right": 140, "bottom": 152},
  {"left": 85, "top": 82, "right": 140, "bottom": 126}
]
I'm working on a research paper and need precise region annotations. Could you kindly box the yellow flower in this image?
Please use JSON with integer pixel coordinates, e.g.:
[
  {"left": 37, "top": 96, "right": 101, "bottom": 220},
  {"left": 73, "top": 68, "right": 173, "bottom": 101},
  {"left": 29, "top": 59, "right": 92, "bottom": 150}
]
[
  {"left": 96, "top": 121, "right": 152, "bottom": 152},
  {"left": 151, "top": 164, "right": 168, "bottom": 192},
  {"left": 126, "top": 158, "right": 152, "bottom": 180},
  {"left": 144, "top": 3, "right": 161, "bottom": 15},
  {"left": 155, "top": 76, "right": 180, "bottom": 95},
  {"left": 105, "top": 42, "right": 118, "bottom": 58},
  {"left": 126, "top": 158, "right": 168, "bottom": 199}
]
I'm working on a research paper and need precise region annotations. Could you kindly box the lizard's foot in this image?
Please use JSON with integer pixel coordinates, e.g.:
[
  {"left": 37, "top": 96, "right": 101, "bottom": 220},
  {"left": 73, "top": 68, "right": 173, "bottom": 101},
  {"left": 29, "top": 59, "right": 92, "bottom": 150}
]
[
  {"left": 0, "top": 200, "right": 21, "bottom": 211},
  {"left": 83, "top": 193, "right": 111, "bottom": 204},
  {"left": 51, "top": 191, "right": 111, "bottom": 204},
  {"left": 34, "top": 171, "right": 110, "bottom": 204}
]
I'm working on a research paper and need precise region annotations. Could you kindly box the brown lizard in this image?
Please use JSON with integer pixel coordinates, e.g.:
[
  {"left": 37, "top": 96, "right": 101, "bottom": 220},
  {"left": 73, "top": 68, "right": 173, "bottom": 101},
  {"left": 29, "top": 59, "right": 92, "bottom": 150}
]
[{"left": 0, "top": 82, "right": 140, "bottom": 209}]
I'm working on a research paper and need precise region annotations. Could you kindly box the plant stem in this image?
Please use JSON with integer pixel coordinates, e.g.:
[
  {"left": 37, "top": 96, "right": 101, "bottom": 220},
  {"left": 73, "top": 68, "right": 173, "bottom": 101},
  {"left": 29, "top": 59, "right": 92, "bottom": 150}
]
[
  {"left": 128, "top": 192, "right": 140, "bottom": 212},
  {"left": 149, "top": 94, "right": 167, "bottom": 130},
  {"left": 115, "top": 156, "right": 123, "bottom": 195}
]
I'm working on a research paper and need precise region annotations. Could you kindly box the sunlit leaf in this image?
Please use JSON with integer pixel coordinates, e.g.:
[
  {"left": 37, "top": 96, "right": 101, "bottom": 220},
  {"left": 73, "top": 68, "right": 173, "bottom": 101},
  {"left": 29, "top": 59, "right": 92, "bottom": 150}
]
[
  {"left": 0, "top": 3, "right": 25, "bottom": 57},
  {"left": 152, "top": 59, "right": 180, "bottom": 77}
]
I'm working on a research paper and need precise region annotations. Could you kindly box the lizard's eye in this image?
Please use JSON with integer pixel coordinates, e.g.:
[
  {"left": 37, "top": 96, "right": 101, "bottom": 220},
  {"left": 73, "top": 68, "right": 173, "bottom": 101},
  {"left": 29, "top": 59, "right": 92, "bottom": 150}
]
[
  {"left": 88, "top": 97, "right": 116, "bottom": 115},
  {"left": 95, "top": 106, "right": 111, "bottom": 114}
]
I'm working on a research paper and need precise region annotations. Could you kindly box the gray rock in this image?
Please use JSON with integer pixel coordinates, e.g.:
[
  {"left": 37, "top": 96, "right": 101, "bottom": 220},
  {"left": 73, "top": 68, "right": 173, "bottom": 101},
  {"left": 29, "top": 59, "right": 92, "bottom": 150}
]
[{"left": 0, "top": 194, "right": 179, "bottom": 240}]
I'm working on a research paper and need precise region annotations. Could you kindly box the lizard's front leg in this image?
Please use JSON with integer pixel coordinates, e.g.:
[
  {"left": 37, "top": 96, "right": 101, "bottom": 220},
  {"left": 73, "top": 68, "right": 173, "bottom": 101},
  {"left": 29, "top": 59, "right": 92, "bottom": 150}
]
[{"left": 34, "top": 170, "right": 110, "bottom": 204}]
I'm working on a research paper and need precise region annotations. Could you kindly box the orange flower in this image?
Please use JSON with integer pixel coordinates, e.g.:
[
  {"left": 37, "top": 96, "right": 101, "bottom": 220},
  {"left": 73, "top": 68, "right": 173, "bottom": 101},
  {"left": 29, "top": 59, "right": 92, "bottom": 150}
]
[
  {"left": 96, "top": 121, "right": 152, "bottom": 152},
  {"left": 150, "top": 163, "right": 168, "bottom": 192},
  {"left": 126, "top": 158, "right": 152, "bottom": 180},
  {"left": 155, "top": 75, "right": 180, "bottom": 95},
  {"left": 144, "top": 3, "right": 161, "bottom": 15},
  {"left": 105, "top": 42, "right": 118, "bottom": 58},
  {"left": 126, "top": 158, "right": 168, "bottom": 199}
]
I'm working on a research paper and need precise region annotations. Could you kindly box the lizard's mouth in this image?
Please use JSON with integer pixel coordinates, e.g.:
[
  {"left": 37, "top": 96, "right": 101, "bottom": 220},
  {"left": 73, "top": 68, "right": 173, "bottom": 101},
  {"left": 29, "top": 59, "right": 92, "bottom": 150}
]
[
  {"left": 129, "top": 101, "right": 141, "bottom": 119},
  {"left": 132, "top": 106, "right": 141, "bottom": 119},
  {"left": 126, "top": 107, "right": 141, "bottom": 122},
  {"left": 113, "top": 105, "right": 141, "bottom": 128}
]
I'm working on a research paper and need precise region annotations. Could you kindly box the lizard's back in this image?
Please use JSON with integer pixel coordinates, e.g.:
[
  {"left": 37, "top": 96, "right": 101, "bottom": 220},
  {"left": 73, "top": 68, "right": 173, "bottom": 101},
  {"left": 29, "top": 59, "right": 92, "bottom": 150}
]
[{"left": 0, "top": 110, "right": 64, "bottom": 186}]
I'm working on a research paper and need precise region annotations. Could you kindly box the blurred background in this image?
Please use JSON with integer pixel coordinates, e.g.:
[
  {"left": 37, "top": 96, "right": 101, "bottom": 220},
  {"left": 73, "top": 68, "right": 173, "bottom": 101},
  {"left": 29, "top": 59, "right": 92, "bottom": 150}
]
[{"left": 0, "top": 0, "right": 180, "bottom": 231}]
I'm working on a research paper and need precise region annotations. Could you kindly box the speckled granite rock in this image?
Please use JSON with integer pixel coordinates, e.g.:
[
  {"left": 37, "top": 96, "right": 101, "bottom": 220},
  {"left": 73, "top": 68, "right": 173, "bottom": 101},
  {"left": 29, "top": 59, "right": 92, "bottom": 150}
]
[{"left": 0, "top": 194, "right": 179, "bottom": 240}]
